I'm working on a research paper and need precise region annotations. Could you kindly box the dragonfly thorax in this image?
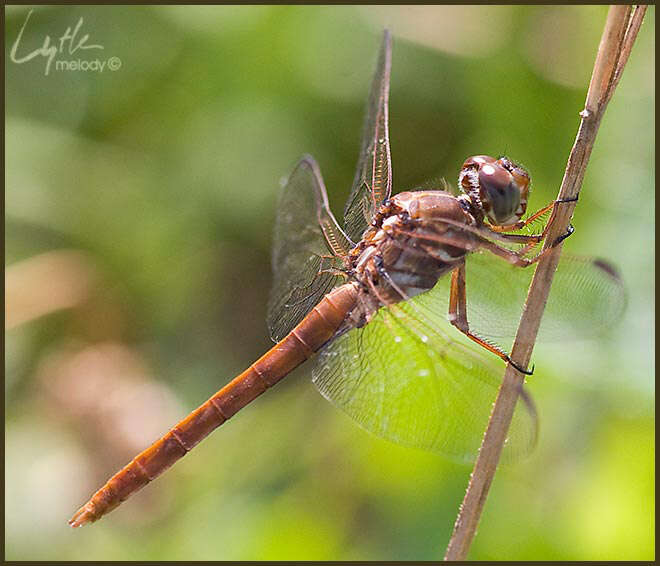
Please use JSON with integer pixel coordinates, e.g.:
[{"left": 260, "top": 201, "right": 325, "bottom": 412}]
[{"left": 349, "top": 190, "right": 479, "bottom": 316}]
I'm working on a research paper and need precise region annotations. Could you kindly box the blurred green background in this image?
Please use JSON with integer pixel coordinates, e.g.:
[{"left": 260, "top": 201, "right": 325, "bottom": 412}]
[{"left": 5, "top": 5, "right": 654, "bottom": 560}]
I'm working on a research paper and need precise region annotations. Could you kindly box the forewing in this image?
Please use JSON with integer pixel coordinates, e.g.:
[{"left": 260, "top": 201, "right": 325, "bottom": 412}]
[
  {"left": 313, "top": 294, "right": 537, "bottom": 462},
  {"left": 267, "top": 156, "right": 350, "bottom": 342},
  {"left": 343, "top": 30, "right": 393, "bottom": 243}
]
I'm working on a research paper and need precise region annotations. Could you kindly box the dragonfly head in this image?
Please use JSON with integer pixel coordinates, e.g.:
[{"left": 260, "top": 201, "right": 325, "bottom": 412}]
[{"left": 459, "top": 155, "right": 530, "bottom": 226}]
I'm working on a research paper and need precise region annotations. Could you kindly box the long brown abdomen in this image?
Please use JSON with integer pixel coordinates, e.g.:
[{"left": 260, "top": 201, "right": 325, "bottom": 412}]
[{"left": 69, "top": 282, "right": 359, "bottom": 527}]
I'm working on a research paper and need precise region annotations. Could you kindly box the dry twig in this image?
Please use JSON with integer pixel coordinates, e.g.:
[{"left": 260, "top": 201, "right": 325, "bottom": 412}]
[{"left": 444, "top": 5, "right": 648, "bottom": 561}]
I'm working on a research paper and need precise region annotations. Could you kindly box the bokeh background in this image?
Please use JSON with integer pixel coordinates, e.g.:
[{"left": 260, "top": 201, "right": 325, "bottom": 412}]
[{"left": 5, "top": 5, "right": 654, "bottom": 560}]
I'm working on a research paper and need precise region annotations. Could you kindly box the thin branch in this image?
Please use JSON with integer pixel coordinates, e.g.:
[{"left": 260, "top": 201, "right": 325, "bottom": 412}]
[{"left": 444, "top": 5, "right": 647, "bottom": 561}]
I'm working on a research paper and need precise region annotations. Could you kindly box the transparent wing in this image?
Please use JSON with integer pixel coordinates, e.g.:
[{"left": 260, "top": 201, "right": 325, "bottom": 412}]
[
  {"left": 419, "top": 251, "right": 626, "bottom": 352},
  {"left": 267, "top": 156, "right": 351, "bottom": 342},
  {"left": 313, "top": 294, "right": 537, "bottom": 462},
  {"left": 343, "top": 30, "right": 393, "bottom": 243}
]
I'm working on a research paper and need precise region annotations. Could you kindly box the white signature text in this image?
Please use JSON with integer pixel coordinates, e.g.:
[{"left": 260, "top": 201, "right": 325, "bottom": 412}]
[{"left": 10, "top": 9, "right": 109, "bottom": 76}]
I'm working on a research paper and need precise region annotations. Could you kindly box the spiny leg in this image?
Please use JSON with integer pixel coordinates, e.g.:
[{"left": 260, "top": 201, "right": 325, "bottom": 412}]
[
  {"left": 488, "top": 201, "right": 554, "bottom": 233},
  {"left": 423, "top": 199, "right": 576, "bottom": 250},
  {"left": 392, "top": 220, "right": 573, "bottom": 268},
  {"left": 489, "top": 196, "right": 579, "bottom": 233},
  {"left": 396, "top": 221, "right": 544, "bottom": 247},
  {"left": 511, "top": 221, "right": 575, "bottom": 258},
  {"left": 486, "top": 196, "right": 577, "bottom": 257},
  {"left": 448, "top": 263, "right": 468, "bottom": 332},
  {"left": 447, "top": 263, "right": 533, "bottom": 375},
  {"left": 475, "top": 223, "right": 574, "bottom": 268}
]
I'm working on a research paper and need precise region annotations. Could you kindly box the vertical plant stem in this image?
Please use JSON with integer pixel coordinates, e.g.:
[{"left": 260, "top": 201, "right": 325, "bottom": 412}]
[{"left": 444, "top": 5, "right": 647, "bottom": 561}]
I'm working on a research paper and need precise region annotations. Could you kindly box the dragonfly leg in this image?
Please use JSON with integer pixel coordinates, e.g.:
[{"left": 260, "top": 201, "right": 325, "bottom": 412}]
[
  {"left": 513, "top": 224, "right": 574, "bottom": 257},
  {"left": 392, "top": 226, "right": 480, "bottom": 252},
  {"left": 513, "top": 197, "right": 578, "bottom": 239},
  {"left": 432, "top": 197, "right": 577, "bottom": 248},
  {"left": 416, "top": 217, "right": 545, "bottom": 245},
  {"left": 365, "top": 272, "right": 395, "bottom": 307},
  {"left": 392, "top": 221, "right": 573, "bottom": 267},
  {"left": 483, "top": 197, "right": 578, "bottom": 258},
  {"left": 447, "top": 263, "right": 533, "bottom": 375},
  {"left": 373, "top": 256, "right": 412, "bottom": 303},
  {"left": 489, "top": 196, "right": 579, "bottom": 233},
  {"left": 448, "top": 263, "right": 468, "bottom": 332},
  {"left": 488, "top": 201, "right": 554, "bottom": 233},
  {"left": 489, "top": 220, "right": 574, "bottom": 257},
  {"left": 553, "top": 223, "right": 575, "bottom": 246},
  {"left": 476, "top": 223, "right": 574, "bottom": 268},
  {"left": 483, "top": 230, "right": 544, "bottom": 245}
]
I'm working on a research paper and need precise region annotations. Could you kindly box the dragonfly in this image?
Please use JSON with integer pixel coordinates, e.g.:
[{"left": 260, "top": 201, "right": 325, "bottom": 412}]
[{"left": 70, "top": 30, "right": 624, "bottom": 527}]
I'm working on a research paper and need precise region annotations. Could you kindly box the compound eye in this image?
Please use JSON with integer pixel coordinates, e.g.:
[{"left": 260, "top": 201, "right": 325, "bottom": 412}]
[
  {"left": 462, "top": 155, "right": 496, "bottom": 169},
  {"left": 510, "top": 166, "right": 530, "bottom": 216},
  {"left": 479, "top": 162, "right": 510, "bottom": 190},
  {"left": 497, "top": 157, "right": 530, "bottom": 192},
  {"left": 510, "top": 166, "right": 530, "bottom": 188},
  {"left": 479, "top": 163, "right": 521, "bottom": 225}
]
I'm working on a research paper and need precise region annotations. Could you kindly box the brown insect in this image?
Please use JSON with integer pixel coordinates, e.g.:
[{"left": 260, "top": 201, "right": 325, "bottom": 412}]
[{"left": 70, "top": 30, "right": 623, "bottom": 528}]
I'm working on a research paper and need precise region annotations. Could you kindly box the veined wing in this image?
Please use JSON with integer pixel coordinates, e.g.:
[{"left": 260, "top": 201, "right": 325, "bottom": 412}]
[
  {"left": 420, "top": 251, "right": 625, "bottom": 352},
  {"left": 313, "top": 293, "right": 537, "bottom": 462},
  {"left": 343, "top": 30, "right": 393, "bottom": 243},
  {"left": 267, "top": 156, "right": 352, "bottom": 342}
]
